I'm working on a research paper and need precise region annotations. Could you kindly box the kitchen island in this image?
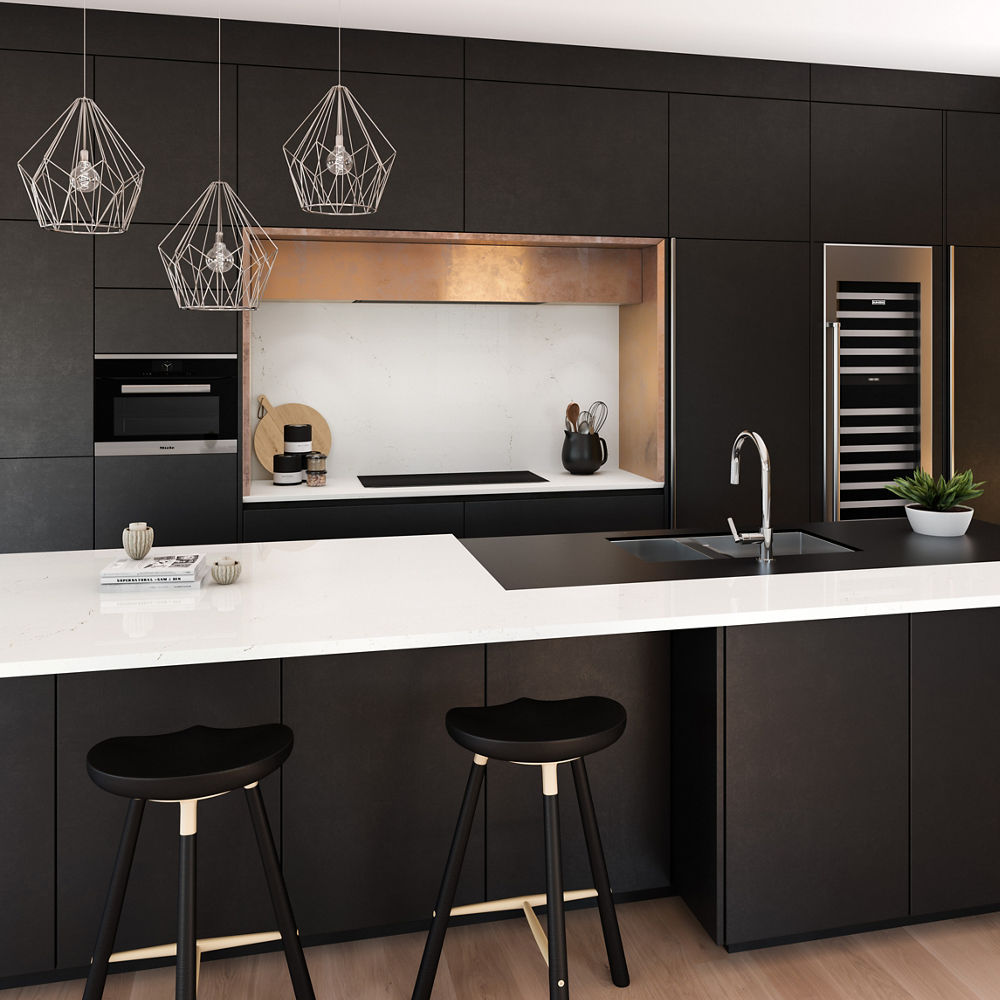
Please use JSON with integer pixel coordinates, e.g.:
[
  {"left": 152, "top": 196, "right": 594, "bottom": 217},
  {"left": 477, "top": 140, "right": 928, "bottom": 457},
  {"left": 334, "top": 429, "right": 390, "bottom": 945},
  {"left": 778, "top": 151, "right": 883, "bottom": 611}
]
[{"left": 2, "top": 519, "right": 1000, "bottom": 984}]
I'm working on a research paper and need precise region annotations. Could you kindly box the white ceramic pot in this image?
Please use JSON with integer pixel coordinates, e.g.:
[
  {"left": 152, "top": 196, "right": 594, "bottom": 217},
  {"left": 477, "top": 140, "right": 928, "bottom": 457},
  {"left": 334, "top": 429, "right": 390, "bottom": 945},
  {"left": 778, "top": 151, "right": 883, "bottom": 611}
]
[
  {"left": 211, "top": 558, "right": 242, "bottom": 585},
  {"left": 122, "top": 522, "right": 154, "bottom": 560},
  {"left": 904, "top": 504, "right": 974, "bottom": 537}
]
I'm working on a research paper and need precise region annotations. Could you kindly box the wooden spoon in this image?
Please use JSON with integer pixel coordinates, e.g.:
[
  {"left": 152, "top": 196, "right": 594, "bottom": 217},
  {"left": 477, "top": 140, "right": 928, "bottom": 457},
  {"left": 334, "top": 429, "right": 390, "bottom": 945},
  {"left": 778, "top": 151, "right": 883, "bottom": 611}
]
[{"left": 566, "top": 402, "right": 580, "bottom": 432}]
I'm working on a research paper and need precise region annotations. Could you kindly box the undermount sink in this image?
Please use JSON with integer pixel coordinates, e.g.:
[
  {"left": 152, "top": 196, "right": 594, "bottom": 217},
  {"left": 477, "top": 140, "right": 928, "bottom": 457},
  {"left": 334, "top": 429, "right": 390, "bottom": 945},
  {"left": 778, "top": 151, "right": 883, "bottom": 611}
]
[{"left": 611, "top": 531, "right": 854, "bottom": 563}]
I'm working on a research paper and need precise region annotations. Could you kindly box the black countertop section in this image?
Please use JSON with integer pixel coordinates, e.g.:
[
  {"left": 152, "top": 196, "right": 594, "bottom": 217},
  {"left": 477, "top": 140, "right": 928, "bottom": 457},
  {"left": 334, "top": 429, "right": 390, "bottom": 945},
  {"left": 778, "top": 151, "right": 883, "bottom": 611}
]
[
  {"left": 461, "top": 518, "right": 1000, "bottom": 590},
  {"left": 358, "top": 471, "right": 548, "bottom": 488}
]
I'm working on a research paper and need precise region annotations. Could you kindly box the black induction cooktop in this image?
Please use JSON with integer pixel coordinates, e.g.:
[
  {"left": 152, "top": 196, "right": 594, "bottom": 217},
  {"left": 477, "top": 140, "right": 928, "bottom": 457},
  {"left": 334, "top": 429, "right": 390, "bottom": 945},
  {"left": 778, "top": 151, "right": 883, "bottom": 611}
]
[{"left": 358, "top": 471, "right": 548, "bottom": 488}]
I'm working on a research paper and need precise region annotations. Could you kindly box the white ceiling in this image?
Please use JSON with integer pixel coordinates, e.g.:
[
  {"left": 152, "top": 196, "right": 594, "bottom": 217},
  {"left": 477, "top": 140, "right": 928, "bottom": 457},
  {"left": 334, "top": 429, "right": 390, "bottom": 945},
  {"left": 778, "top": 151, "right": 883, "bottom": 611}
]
[{"left": 19, "top": 0, "right": 1000, "bottom": 78}]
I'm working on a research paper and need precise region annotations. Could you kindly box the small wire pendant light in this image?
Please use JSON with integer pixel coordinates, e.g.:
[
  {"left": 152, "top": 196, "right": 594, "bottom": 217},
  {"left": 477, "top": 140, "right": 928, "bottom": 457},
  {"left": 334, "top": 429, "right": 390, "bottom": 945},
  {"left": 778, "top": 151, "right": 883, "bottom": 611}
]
[
  {"left": 17, "top": 3, "right": 144, "bottom": 234},
  {"left": 283, "top": 14, "right": 396, "bottom": 215},
  {"left": 159, "top": 16, "right": 277, "bottom": 311}
]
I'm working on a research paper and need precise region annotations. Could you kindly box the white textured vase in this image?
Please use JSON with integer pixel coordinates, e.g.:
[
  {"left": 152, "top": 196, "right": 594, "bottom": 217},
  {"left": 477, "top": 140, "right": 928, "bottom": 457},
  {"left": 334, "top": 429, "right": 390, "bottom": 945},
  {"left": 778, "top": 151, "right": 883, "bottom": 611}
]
[
  {"left": 210, "top": 558, "right": 242, "bottom": 585},
  {"left": 904, "top": 504, "right": 973, "bottom": 537},
  {"left": 122, "top": 522, "right": 154, "bottom": 559}
]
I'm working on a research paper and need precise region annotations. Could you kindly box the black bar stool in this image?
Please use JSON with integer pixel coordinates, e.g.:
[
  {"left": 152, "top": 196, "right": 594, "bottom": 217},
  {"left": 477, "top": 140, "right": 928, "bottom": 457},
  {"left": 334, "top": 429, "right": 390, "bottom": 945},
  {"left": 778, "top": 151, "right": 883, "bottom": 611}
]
[
  {"left": 82, "top": 723, "right": 315, "bottom": 1000},
  {"left": 412, "top": 696, "right": 631, "bottom": 1000}
]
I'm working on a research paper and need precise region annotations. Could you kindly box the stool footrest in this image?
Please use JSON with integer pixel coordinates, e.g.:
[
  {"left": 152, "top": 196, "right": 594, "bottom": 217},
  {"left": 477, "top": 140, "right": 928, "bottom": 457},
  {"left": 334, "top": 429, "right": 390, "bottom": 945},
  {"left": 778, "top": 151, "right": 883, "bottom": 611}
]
[
  {"left": 108, "top": 929, "right": 284, "bottom": 964},
  {"left": 448, "top": 888, "right": 598, "bottom": 918}
]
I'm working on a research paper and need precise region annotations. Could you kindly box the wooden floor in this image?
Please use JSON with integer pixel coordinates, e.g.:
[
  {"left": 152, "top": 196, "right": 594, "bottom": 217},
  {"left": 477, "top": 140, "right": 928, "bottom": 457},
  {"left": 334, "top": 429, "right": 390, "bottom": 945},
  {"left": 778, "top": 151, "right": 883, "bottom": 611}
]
[{"left": 7, "top": 896, "right": 1000, "bottom": 999}]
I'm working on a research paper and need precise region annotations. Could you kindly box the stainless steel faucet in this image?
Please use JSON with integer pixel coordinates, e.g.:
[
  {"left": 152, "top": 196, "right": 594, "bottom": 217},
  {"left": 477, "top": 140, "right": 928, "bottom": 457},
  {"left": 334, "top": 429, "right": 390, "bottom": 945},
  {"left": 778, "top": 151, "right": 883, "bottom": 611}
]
[{"left": 727, "top": 430, "right": 773, "bottom": 563}]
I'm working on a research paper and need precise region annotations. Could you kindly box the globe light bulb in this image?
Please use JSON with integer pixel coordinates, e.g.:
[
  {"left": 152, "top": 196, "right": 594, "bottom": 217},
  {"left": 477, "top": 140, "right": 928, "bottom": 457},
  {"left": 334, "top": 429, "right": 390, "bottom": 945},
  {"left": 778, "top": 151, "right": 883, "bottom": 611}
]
[
  {"left": 326, "top": 134, "right": 354, "bottom": 176},
  {"left": 69, "top": 149, "right": 100, "bottom": 193},
  {"left": 205, "top": 231, "right": 234, "bottom": 274}
]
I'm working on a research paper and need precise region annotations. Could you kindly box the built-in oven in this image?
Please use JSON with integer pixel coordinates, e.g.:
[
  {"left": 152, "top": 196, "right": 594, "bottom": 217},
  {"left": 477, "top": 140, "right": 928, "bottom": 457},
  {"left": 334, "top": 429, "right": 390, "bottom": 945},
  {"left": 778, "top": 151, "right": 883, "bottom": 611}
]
[{"left": 94, "top": 354, "right": 238, "bottom": 455}]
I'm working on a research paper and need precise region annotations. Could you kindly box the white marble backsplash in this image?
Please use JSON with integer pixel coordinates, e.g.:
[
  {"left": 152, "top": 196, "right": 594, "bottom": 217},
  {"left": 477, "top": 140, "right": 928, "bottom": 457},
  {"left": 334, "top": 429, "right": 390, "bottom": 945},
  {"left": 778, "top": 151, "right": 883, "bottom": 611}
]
[{"left": 250, "top": 301, "right": 620, "bottom": 478}]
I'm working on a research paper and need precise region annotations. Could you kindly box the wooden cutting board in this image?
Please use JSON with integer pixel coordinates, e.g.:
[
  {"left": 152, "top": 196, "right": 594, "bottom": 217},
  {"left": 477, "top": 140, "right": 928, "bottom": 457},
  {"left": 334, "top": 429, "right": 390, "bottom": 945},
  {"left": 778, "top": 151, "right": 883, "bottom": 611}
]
[{"left": 254, "top": 395, "right": 332, "bottom": 473}]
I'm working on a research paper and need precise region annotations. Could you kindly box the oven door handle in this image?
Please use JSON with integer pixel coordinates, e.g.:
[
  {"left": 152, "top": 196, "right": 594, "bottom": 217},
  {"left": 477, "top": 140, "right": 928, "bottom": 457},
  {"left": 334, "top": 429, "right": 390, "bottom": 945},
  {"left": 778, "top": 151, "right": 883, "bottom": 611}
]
[{"left": 120, "top": 384, "right": 213, "bottom": 394}]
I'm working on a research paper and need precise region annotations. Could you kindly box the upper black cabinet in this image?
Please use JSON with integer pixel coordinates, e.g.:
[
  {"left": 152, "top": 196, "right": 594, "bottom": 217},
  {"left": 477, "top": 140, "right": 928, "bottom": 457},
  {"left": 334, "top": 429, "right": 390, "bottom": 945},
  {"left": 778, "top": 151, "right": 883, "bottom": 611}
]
[
  {"left": 811, "top": 102, "right": 943, "bottom": 245},
  {"left": 669, "top": 94, "right": 809, "bottom": 240},
  {"left": 465, "top": 80, "right": 668, "bottom": 237},
  {"left": 947, "top": 112, "right": 1000, "bottom": 246},
  {"left": 672, "top": 239, "right": 810, "bottom": 530},
  {"left": 95, "top": 56, "right": 237, "bottom": 226},
  {"left": 96, "top": 289, "right": 237, "bottom": 354},
  {"left": 237, "top": 65, "right": 463, "bottom": 233}
]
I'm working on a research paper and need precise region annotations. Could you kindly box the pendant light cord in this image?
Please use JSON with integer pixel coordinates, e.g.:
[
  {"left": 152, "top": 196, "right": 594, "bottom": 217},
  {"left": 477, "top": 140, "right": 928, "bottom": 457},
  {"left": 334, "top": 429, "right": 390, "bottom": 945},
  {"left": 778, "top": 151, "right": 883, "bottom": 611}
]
[
  {"left": 82, "top": 3, "right": 87, "bottom": 97},
  {"left": 217, "top": 12, "right": 222, "bottom": 234}
]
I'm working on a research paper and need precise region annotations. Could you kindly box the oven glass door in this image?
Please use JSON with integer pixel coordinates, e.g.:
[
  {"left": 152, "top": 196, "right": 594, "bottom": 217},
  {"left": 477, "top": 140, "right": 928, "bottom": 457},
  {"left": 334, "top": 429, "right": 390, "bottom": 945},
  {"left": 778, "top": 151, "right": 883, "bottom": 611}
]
[{"left": 112, "top": 389, "right": 221, "bottom": 439}]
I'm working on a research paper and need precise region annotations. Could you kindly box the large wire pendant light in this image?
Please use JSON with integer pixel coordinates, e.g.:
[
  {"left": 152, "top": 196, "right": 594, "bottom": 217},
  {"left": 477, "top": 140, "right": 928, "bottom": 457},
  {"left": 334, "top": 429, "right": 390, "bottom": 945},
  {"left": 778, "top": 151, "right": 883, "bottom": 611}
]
[
  {"left": 283, "top": 14, "right": 396, "bottom": 215},
  {"left": 17, "top": 3, "right": 144, "bottom": 234},
  {"left": 159, "top": 16, "right": 277, "bottom": 311}
]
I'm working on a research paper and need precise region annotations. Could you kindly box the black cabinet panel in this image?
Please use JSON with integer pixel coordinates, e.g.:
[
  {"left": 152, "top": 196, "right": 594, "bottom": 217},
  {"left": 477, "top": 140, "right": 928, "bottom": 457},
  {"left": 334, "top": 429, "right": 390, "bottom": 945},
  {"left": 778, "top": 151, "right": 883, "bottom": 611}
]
[
  {"left": 238, "top": 65, "right": 463, "bottom": 232},
  {"left": 465, "top": 39, "right": 808, "bottom": 100},
  {"left": 0, "top": 221, "right": 92, "bottom": 458},
  {"left": 56, "top": 660, "right": 281, "bottom": 968},
  {"left": 672, "top": 239, "right": 810, "bottom": 530},
  {"left": 465, "top": 494, "right": 664, "bottom": 537},
  {"left": 465, "top": 81, "right": 668, "bottom": 238},
  {"left": 282, "top": 647, "right": 485, "bottom": 935},
  {"left": 95, "top": 455, "right": 238, "bottom": 548},
  {"left": 95, "top": 223, "right": 172, "bottom": 289},
  {"left": 0, "top": 458, "right": 92, "bottom": 553},
  {"left": 669, "top": 94, "right": 809, "bottom": 240},
  {"left": 947, "top": 113, "right": 1000, "bottom": 246},
  {"left": 911, "top": 608, "right": 1000, "bottom": 915},
  {"left": 811, "top": 103, "right": 943, "bottom": 244},
  {"left": 484, "top": 634, "right": 671, "bottom": 900},
  {"left": 95, "top": 57, "right": 237, "bottom": 226},
  {"left": 725, "top": 617, "right": 909, "bottom": 946},
  {"left": 243, "top": 500, "right": 463, "bottom": 542},
  {"left": 0, "top": 676, "right": 54, "bottom": 978},
  {"left": 96, "top": 289, "right": 237, "bottom": 354}
]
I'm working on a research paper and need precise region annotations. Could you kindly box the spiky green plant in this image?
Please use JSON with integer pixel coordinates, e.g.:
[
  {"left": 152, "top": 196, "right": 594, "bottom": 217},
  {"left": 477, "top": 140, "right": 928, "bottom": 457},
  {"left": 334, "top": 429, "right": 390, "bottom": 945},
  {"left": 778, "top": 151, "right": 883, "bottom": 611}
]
[{"left": 885, "top": 468, "right": 985, "bottom": 511}]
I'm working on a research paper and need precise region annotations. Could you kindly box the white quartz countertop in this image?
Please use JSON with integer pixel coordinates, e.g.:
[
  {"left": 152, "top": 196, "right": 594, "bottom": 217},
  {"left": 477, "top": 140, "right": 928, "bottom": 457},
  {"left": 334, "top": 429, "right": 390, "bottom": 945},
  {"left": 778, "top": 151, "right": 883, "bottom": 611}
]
[
  {"left": 3, "top": 534, "right": 1000, "bottom": 679},
  {"left": 243, "top": 467, "right": 662, "bottom": 502}
]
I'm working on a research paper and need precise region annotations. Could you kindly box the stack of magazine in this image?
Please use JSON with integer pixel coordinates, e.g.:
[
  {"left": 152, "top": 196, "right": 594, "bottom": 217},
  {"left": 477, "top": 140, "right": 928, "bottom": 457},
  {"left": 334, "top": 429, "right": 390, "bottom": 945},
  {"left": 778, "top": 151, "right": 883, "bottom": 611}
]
[{"left": 100, "top": 553, "right": 209, "bottom": 591}]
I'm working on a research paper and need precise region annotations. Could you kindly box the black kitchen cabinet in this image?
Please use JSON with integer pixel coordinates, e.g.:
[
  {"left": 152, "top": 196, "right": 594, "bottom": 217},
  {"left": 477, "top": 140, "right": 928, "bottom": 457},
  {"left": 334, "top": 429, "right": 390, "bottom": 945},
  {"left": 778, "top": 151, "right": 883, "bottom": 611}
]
[
  {"left": 94, "top": 223, "right": 173, "bottom": 289},
  {"left": 237, "top": 65, "right": 464, "bottom": 232},
  {"left": 911, "top": 608, "right": 1000, "bottom": 915},
  {"left": 0, "top": 222, "right": 93, "bottom": 459},
  {"left": 484, "top": 634, "right": 671, "bottom": 901},
  {"left": 282, "top": 647, "right": 485, "bottom": 936},
  {"left": 56, "top": 660, "right": 281, "bottom": 968},
  {"left": 669, "top": 94, "right": 809, "bottom": 241},
  {"left": 96, "top": 289, "right": 237, "bottom": 355},
  {"left": 465, "top": 493, "right": 664, "bottom": 537},
  {"left": 94, "top": 57, "right": 237, "bottom": 226},
  {"left": 672, "top": 239, "right": 810, "bottom": 530},
  {"left": 0, "top": 457, "right": 93, "bottom": 552},
  {"left": 0, "top": 676, "right": 54, "bottom": 978},
  {"left": 465, "top": 80, "right": 668, "bottom": 237},
  {"left": 947, "top": 112, "right": 1000, "bottom": 246},
  {"left": 96, "top": 454, "right": 238, "bottom": 548},
  {"left": 811, "top": 102, "right": 943, "bottom": 245},
  {"left": 243, "top": 499, "right": 463, "bottom": 542}
]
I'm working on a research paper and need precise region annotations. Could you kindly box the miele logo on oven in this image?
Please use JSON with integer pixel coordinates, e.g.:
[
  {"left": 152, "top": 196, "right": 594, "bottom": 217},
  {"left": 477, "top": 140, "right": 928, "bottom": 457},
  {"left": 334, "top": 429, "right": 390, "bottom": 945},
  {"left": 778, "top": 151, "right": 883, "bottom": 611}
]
[
  {"left": 871, "top": 298, "right": 886, "bottom": 305},
  {"left": 159, "top": 445, "right": 176, "bottom": 450}
]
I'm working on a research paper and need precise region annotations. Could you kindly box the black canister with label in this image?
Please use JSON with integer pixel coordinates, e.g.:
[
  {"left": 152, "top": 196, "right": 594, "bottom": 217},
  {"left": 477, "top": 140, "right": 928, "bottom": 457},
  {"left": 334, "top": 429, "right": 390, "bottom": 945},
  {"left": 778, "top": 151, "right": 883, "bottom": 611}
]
[
  {"left": 273, "top": 453, "right": 303, "bottom": 485},
  {"left": 284, "top": 424, "right": 312, "bottom": 454}
]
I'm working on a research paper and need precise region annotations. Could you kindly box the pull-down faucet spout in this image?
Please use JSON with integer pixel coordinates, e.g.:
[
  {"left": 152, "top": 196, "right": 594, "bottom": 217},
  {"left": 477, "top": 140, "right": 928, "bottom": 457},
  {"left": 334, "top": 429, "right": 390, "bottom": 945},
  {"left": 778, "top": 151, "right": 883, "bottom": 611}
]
[{"left": 727, "top": 430, "right": 772, "bottom": 563}]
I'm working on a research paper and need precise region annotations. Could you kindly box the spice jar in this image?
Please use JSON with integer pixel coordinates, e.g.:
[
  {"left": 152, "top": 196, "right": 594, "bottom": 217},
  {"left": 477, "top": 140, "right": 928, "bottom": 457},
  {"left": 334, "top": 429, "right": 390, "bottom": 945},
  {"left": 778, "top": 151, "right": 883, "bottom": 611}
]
[{"left": 305, "top": 451, "right": 327, "bottom": 487}]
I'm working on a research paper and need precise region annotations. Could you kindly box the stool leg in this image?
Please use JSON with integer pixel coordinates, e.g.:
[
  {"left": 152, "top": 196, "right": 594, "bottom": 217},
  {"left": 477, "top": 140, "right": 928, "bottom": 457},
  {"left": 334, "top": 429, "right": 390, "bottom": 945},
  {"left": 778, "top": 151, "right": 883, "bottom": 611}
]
[
  {"left": 244, "top": 783, "right": 316, "bottom": 1000},
  {"left": 411, "top": 755, "right": 487, "bottom": 1000},
  {"left": 571, "top": 757, "right": 629, "bottom": 988},
  {"left": 83, "top": 797, "right": 145, "bottom": 1000},
  {"left": 542, "top": 762, "right": 569, "bottom": 999},
  {"left": 176, "top": 800, "right": 197, "bottom": 1000}
]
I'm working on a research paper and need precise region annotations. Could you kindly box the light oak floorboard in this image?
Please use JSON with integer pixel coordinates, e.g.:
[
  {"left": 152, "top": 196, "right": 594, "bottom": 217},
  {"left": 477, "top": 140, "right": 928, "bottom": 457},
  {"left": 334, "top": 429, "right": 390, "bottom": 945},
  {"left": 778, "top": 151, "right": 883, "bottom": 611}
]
[{"left": 6, "top": 897, "right": 1000, "bottom": 999}]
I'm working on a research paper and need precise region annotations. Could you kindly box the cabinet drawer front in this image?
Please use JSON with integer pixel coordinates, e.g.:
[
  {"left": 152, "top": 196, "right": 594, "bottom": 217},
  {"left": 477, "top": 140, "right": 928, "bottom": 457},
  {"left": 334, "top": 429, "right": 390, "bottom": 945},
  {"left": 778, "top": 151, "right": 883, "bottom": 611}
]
[
  {"left": 243, "top": 501, "right": 464, "bottom": 541},
  {"left": 465, "top": 494, "right": 663, "bottom": 537}
]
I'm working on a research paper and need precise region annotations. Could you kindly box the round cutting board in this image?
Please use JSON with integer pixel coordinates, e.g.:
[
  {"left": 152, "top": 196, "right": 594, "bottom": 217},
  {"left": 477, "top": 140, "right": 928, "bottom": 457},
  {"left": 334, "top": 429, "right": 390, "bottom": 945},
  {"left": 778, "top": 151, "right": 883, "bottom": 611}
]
[{"left": 254, "top": 394, "right": 332, "bottom": 473}]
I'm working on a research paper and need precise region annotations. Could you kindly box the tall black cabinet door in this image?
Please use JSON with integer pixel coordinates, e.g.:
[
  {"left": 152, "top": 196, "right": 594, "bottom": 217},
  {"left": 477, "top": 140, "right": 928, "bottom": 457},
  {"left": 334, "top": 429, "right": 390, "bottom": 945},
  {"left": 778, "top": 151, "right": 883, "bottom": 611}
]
[
  {"left": 724, "top": 617, "right": 909, "bottom": 946},
  {"left": 672, "top": 239, "right": 810, "bottom": 530},
  {"left": 911, "top": 608, "right": 1000, "bottom": 915},
  {"left": 56, "top": 660, "right": 281, "bottom": 969},
  {"left": 282, "top": 647, "right": 485, "bottom": 936},
  {"left": 947, "top": 112, "right": 1000, "bottom": 246},
  {"left": 952, "top": 246, "right": 1000, "bottom": 524}
]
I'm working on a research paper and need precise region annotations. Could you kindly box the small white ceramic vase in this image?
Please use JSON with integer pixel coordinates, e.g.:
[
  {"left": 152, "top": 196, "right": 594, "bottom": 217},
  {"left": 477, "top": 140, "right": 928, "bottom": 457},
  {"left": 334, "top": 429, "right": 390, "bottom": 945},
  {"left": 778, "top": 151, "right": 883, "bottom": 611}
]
[
  {"left": 122, "top": 521, "right": 154, "bottom": 560},
  {"left": 904, "top": 504, "right": 973, "bottom": 537},
  {"left": 211, "top": 557, "right": 242, "bottom": 585}
]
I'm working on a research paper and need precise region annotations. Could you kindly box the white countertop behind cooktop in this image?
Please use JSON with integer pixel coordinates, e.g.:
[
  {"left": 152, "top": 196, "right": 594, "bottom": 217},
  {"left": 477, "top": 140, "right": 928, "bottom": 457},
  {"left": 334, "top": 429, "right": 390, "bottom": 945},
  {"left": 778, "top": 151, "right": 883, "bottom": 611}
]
[{"left": 3, "top": 534, "right": 1000, "bottom": 679}]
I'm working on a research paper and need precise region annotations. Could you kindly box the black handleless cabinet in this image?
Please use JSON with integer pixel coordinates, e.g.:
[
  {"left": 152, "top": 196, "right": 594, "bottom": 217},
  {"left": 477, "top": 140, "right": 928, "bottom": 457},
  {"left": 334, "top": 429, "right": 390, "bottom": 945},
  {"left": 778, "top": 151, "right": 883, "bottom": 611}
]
[
  {"left": 947, "top": 112, "right": 1000, "bottom": 246},
  {"left": 811, "top": 102, "right": 943, "bottom": 245},
  {"left": 465, "top": 493, "right": 664, "bottom": 537},
  {"left": 0, "top": 457, "right": 93, "bottom": 553},
  {"left": 672, "top": 239, "right": 810, "bottom": 530},
  {"left": 465, "top": 80, "right": 668, "bottom": 238}
]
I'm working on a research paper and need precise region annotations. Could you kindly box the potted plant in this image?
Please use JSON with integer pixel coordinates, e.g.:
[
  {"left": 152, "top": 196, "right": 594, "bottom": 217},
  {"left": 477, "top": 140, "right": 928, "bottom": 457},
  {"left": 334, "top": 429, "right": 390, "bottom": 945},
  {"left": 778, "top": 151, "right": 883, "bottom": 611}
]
[{"left": 885, "top": 468, "right": 985, "bottom": 537}]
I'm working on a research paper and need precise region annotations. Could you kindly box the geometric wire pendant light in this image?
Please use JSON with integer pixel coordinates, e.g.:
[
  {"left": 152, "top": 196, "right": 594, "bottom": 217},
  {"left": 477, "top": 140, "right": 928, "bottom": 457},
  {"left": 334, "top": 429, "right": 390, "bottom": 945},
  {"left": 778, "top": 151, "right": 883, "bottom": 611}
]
[
  {"left": 17, "top": 5, "right": 144, "bottom": 234},
  {"left": 283, "top": 21, "right": 396, "bottom": 215},
  {"left": 158, "top": 16, "right": 277, "bottom": 311}
]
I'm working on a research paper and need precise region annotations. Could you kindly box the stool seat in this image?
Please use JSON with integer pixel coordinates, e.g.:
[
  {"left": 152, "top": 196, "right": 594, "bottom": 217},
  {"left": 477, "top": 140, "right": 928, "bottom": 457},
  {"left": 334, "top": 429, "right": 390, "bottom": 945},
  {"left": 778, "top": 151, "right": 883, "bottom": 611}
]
[
  {"left": 87, "top": 723, "right": 293, "bottom": 801},
  {"left": 445, "top": 696, "right": 626, "bottom": 764}
]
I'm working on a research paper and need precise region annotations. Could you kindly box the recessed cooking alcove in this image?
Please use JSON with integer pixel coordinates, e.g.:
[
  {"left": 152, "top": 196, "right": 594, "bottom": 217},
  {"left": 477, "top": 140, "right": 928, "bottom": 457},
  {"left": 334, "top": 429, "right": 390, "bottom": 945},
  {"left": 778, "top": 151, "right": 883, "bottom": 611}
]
[{"left": 242, "top": 229, "right": 665, "bottom": 495}]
